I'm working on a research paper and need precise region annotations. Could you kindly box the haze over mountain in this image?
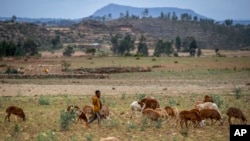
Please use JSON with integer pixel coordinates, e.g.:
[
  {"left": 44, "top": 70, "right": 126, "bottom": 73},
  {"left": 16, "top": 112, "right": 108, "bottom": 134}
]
[{"left": 92, "top": 3, "right": 209, "bottom": 20}]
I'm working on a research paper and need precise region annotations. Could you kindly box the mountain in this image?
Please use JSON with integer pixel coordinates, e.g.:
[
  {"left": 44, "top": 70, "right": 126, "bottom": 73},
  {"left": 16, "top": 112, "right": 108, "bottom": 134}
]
[{"left": 91, "top": 3, "right": 209, "bottom": 20}]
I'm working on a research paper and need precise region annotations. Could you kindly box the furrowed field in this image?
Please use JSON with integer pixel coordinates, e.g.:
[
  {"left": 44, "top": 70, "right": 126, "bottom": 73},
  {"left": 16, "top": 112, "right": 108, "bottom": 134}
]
[{"left": 0, "top": 53, "right": 250, "bottom": 141}]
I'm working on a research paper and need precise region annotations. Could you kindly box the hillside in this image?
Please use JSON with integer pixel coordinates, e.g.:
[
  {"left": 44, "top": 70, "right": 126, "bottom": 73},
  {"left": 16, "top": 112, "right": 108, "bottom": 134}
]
[{"left": 92, "top": 3, "right": 209, "bottom": 19}]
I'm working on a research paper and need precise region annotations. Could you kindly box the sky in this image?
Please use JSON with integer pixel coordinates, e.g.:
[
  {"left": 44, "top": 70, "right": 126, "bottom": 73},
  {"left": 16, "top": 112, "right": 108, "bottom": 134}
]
[{"left": 0, "top": 0, "right": 249, "bottom": 21}]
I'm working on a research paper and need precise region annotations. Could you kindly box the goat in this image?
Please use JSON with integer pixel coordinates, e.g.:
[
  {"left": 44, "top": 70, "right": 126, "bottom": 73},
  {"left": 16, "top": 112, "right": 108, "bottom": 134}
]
[
  {"left": 100, "top": 104, "right": 110, "bottom": 120},
  {"left": 130, "top": 101, "right": 145, "bottom": 119},
  {"left": 154, "top": 108, "right": 169, "bottom": 120},
  {"left": 82, "top": 105, "right": 94, "bottom": 116},
  {"left": 142, "top": 108, "right": 161, "bottom": 121},
  {"left": 203, "top": 95, "right": 214, "bottom": 102},
  {"left": 195, "top": 102, "right": 222, "bottom": 118},
  {"left": 67, "top": 105, "right": 89, "bottom": 128},
  {"left": 164, "top": 106, "right": 179, "bottom": 120},
  {"left": 226, "top": 107, "right": 247, "bottom": 125},
  {"left": 139, "top": 97, "right": 160, "bottom": 110},
  {"left": 178, "top": 109, "right": 204, "bottom": 128},
  {"left": 5, "top": 106, "right": 26, "bottom": 122},
  {"left": 200, "top": 109, "right": 223, "bottom": 125}
]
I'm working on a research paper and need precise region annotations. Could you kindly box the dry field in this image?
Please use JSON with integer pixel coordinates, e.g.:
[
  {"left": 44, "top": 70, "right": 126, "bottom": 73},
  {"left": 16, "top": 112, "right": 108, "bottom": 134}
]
[{"left": 0, "top": 51, "right": 250, "bottom": 141}]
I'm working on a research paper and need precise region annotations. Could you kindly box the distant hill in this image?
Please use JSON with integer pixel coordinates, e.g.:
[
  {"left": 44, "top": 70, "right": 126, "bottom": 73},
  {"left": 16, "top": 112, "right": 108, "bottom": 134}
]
[{"left": 91, "top": 3, "right": 209, "bottom": 20}]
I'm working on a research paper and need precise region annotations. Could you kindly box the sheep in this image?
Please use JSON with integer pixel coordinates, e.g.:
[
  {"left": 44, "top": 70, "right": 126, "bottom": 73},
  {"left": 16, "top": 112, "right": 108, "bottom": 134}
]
[
  {"left": 100, "top": 104, "right": 110, "bottom": 120},
  {"left": 130, "top": 101, "right": 145, "bottom": 119},
  {"left": 164, "top": 106, "right": 179, "bottom": 120},
  {"left": 226, "top": 107, "right": 247, "bottom": 125},
  {"left": 195, "top": 102, "right": 222, "bottom": 118},
  {"left": 142, "top": 108, "right": 161, "bottom": 121},
  {"left": 200, "top": 109, "right": 223, "bottom": 125},
  {"left": 178, "top": 109, "right": 204, "bottom": 128},
  {"left": 139, "top": 97, "right": 160, "bottom": 110},
  {"left": 5, "top": 106, "right": 26, "bottom": 122}
]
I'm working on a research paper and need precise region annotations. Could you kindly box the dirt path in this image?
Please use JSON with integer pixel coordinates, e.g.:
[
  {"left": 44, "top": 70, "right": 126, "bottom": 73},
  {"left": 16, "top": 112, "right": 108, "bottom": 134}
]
[{"left": 0, "top": 79, "right": 246, "bottom": 96}]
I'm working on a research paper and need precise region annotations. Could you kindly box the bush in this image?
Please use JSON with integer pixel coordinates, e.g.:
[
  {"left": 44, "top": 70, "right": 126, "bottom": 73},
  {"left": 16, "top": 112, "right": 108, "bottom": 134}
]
[
  {"left": 233, "top": 87, "right": 242, "bottom": 99},
  {"left": 60, "top": 110, "right": 75, "bottom": 131},
  {"left": 212, "top": 95, "right": 223, "bottom": 108},
  {"left": 38, "top": 96, "right": 50, "bottom": 105},
  {"left": 5, "top": 67, "right": 18, "bottom": 74}
]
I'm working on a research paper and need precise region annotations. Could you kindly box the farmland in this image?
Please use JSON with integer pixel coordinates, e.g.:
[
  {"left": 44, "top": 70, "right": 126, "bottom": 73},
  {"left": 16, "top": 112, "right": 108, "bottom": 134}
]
[{"left": 0, "top": 52, "right": 250, "bottom": 141}]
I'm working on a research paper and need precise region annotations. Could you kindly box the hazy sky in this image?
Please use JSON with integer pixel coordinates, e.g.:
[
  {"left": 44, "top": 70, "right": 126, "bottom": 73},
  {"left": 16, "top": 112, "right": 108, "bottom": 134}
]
[{"left": 1, "top": 0, "right": 249, "bottom": 20}]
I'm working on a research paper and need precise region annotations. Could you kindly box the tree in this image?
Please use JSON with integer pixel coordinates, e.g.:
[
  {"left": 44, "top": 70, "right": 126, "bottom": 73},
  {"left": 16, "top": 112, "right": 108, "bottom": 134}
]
[
  {"left": 51, "top": 35, "right": 61, "bottom": 49},
  {"left": 23, "top": 39, "right": 38, "bottom": 56},
  {"left": 86, "top": 48, "right": 96, "bottom": 56},
  {"left": 63, "top": 46, "right": 74, "bottom": 57},
  {"left": 137, "top": 35, "right": 148, "bottom": 56},
  {"left": 224, "top": 19, "right": 233, "bottom": 27},
  {"left": 189, "top": 40, "right": 197, "bottom": 57},
  {"left": 11, "top": 15, "right": 17, "bottom": 23},
  {"left": 154, "top": 40, "right": 173, "bottom": 56},
  {"left": 110, "top": 34, "right": 119, "bottom": 54},
  {"left": 197, "top": 48, "right": 202, "bottom": 57},
  {"left": 142, "top": 8, "right": 149, "bottom": 18},
  {"left": 175, "top": 36, "right": 181, "bottom": 51}
]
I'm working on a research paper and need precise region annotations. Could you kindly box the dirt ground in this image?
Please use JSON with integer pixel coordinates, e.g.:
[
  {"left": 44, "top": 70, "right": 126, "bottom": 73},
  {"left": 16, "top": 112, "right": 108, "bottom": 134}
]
[{"left": 0, "top": 78, "right": 248, "bottom": 97}]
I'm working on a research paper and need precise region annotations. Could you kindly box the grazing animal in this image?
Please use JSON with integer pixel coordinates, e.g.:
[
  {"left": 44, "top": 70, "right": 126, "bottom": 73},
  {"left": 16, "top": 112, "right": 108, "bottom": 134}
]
[
  {"left": 100, "top": 136, "right": 120, "bottom": 141},
  {"left": 100, "top": 104, "right": 111, "bottom": 120},
  {"left": 82, "top": 105, "right": 94, "bottom": 116},
  {"left": 5, "top": 106, "right": 26, "bottom": 122},
  {"left": 130, "top": 101, "right": 145, "bottom": 119},
  {"left": 178, "top": 109, "right": 204, "bottom": 128},
  {"left": 74, "top": 108, "right": 89, "bottom": 128},
  {"left": 67, "top": 105, "right": 80, "bottom": 113},
  {"left": 195, "top": 102, "right": 222, "bottom": 118},
  {"left": 139, "top": 97, "right": 160, "bottom": 110},
  {"left": 154, "top": 108, "right": 169, "bottom": 120},
  {"left": 203, "top": 95, "right": 214, "bottom": 102},
  {"left": 200, "top": 109, "right": 223, "bottom": 125},
  {"left": 164, "top": 106, "right": 179, "bottom": 120},
  {"left": 67, "top": 105, "right": 89, "bottom": 128},
  {"left": 226, "top": 107, "right": 247, "bottom": 125},
  {"left": 142, "top": 108, "right": 161, "bottom": 121}
]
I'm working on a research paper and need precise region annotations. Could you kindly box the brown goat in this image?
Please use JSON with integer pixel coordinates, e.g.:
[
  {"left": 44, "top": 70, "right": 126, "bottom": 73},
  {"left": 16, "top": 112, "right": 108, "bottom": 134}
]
[
  {"left": 100, "top": 104, "right": 110, "bottom": 120},
  {"left": 226, "top": 107, "right": 247, "bottom": 125},
  {"left": 82, "top": 105, "right": 94, "bottom": 116},
  {"left": 203, "top": 95, "right": 214, "bottom": 103},
  {"left": 200, "top": 109, "right": 223, "bottom": 125},
  {"left": 164, "top": 106, "right": 179, "bottom": 119},
  {"left": 139, "top": 97, "right": 160, "bottom": 110},
  {"left": 67, "top": 105, "right": 89, "bottom": 128},
  {"left": 154, "top": 108, "right": 169, "bottom": 120},
  {"left": 142, "top": 108, "right": 161, "bottom": 121},
  {"left": 178, "top": 109, "right": 203, "bottom": 128},
  {"left": 5, "top": 106, "right": 26, "bottom": 122}
]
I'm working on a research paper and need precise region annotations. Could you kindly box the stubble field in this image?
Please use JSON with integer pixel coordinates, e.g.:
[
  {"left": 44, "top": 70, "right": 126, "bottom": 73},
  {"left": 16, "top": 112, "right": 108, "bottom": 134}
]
[{"left": 0, "top": 52, "right": 250, "bottom": 141}]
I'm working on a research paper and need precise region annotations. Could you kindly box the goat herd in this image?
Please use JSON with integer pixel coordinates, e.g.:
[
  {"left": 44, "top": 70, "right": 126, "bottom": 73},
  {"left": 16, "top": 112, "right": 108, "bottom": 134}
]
[
  {"left": 130, "top": 95, "right": 247, "bottom": 128},
  {"left": 5, "top": 95, "right": 247, "bottom": 130}
]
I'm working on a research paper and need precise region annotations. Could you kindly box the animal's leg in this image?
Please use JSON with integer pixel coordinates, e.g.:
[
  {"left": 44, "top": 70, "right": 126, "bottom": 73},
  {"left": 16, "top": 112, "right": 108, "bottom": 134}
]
[{"left": 5, "top": 113, "right": 11, "bottom": 122}]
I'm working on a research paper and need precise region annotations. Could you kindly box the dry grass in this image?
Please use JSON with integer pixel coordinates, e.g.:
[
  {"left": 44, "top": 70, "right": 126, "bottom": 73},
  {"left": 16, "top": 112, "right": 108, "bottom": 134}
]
[{"left": 0, "top": 52, "right": 250, "bottom": 141}]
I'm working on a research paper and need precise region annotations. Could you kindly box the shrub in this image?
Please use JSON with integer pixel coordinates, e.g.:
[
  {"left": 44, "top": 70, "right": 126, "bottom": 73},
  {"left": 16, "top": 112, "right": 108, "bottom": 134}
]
[
  {"left": 38, "top": 96, "right": 50, "bottom": 105},
  {"left": 179, "top": 128, "right": 189, "bottom": 137},
  {"left": 5, "top": 67, "right": 18, "bottom": 74},
  {"left": 60, "top": 110, "right": 75, "bottom": 131},
  {"left": 233, "top": 87, "right": 242, "bottom": 99},
  {"left": 137, "top": 93, "right": 146, "bottom": 101},
  {"left": 127, "top": 122, "right": 137, "bottom": 131},
  {"left": 212, "top": 95, "right": 223, "bottom": 108},
  {"left": 155, "top": 119, "right": 162, "bottom": 129}
]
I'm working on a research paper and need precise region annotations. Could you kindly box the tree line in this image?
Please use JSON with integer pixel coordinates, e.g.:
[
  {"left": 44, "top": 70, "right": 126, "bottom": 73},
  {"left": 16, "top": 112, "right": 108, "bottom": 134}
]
[{"left": 110, "top": 34, "right": 200, "bottom": 57}]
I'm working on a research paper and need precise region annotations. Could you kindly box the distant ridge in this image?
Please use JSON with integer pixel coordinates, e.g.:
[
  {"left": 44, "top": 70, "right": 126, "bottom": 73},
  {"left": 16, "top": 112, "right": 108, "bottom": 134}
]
[{"left": 91, "top": 3, "right": 209, "bottom": 19}]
